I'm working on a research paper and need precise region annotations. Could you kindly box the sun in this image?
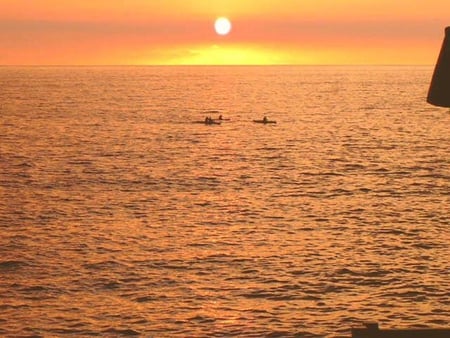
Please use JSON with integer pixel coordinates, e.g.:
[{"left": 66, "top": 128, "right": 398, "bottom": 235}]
[{"left": 214, "top": 17, "right": 232, "bottom": 36}]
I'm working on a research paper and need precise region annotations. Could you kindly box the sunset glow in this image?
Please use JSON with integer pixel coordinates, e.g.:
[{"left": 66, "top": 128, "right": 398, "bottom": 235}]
[{"left": 1, "top": 0, "right": 449, "bottom": 65}]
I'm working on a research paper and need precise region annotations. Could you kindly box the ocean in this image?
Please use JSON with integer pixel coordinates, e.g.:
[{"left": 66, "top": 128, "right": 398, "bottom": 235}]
[{"left": 0, "top": 66, "right": 449, "bottom": 337}]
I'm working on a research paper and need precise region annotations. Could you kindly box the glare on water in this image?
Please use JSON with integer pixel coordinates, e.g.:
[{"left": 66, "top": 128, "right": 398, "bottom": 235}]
[{"left": 0, "top": 66, "right": 449, "bottom": 337}]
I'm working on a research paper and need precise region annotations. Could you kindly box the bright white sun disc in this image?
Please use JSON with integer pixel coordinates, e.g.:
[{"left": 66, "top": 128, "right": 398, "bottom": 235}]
[{"left": 214, "top": 17, "right": 232, "bottom": 36}]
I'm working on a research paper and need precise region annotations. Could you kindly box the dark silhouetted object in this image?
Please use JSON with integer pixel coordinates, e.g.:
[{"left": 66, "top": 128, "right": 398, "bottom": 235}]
[
  {"left": 352, "top": 322, "right": 450, "bottom": 338},
  {"left": 427, "top": 26, "right": 450, "bottom": 107}
]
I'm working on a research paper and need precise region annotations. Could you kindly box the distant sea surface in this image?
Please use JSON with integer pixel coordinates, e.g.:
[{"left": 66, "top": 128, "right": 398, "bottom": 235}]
[{"left": 0, "top": 66, "right": 449, "bottom": 337}]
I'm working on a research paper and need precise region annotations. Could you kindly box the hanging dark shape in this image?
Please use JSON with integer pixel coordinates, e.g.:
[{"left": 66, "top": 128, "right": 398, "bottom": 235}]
[{"left": 427, "top": 26, "right": 450, "bottom": 107}]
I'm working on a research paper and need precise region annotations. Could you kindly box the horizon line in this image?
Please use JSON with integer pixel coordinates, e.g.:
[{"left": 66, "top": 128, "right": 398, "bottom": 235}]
[{"left": 0, "top": 64, "right": 434, "bottom": 67}]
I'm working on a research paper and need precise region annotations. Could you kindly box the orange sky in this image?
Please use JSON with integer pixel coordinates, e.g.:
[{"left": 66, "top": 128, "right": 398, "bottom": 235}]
[{"left": 1, "top": 0, "right": 449, "bottom": 65}]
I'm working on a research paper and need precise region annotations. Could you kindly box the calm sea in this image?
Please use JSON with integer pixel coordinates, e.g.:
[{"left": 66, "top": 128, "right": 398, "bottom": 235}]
[{"left": 0, "top": 66, "right": 449, "bottom": 337}]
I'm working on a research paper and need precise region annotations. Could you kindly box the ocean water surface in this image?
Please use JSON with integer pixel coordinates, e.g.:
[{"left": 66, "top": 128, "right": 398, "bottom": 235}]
[{"left": 0, "top": 66, "right": 449, "bottom": 337}]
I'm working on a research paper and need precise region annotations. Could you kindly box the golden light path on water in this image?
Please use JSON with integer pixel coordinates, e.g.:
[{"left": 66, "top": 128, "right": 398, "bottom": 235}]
[{"left": 0, "top": 66, "right": 449, "bottom": 337}]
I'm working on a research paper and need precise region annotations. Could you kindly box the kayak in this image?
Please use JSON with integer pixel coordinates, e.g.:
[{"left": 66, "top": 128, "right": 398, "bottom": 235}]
[
  {"left": 192, "top": 120, "right": 222, "bottom": 125},
  {"left": 253, "top": 119, "right": 277, "bottom": 124}
]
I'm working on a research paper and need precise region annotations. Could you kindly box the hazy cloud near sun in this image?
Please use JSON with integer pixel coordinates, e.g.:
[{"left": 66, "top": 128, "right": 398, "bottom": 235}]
[{"left": 1, "top": 16, "right": 442, "bottom": 44}]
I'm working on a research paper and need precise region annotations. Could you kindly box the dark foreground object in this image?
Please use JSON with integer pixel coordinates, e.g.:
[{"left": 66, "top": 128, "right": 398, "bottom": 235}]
[
  {"left": 427, "top": 26, "right": 450, "bottom": 107},
  {"left": 352, "top": 323, "right": 450, "bottom": 338}
]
